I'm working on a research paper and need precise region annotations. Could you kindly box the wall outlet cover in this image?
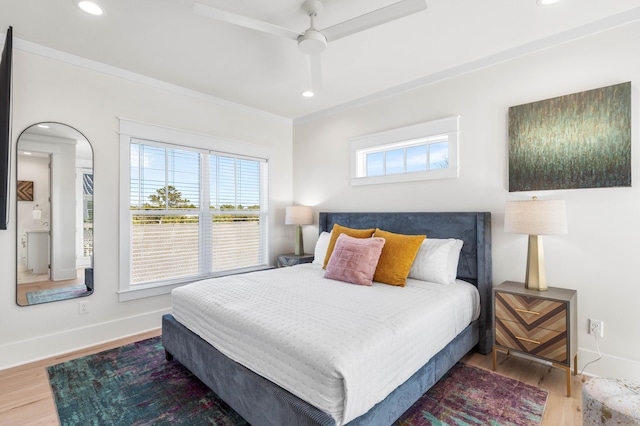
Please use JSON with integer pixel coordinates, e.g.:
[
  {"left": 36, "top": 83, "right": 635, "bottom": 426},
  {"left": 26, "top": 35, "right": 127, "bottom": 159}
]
[{"left": 589, "top": 318, "right": 604, "bottom": 338}]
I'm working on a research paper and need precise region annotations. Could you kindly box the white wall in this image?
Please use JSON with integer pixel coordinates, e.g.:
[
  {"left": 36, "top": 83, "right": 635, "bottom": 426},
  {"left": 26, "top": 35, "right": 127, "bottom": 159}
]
[
  {"left": 0, "top": 49, "right": 294, "bottom": 369},
  {"left": 293, "top": 22, "right": 640, "bottom": 380},
  {"left": 16, "top": 154, "right": 49, "bottom": 257}
]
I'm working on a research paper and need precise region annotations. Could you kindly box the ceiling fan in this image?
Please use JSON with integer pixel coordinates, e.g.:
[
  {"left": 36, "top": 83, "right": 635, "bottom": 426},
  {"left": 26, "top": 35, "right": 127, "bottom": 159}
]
[{"left": 193, "top": 0, "right": 427, "bottom": 95}]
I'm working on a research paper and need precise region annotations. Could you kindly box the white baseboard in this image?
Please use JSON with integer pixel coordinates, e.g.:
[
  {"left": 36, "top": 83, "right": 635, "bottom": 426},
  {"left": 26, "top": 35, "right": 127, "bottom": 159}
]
[
  {"left": 578, "top": 347, "right": 640, "bottom": 381},
  {"left": 0, "top": 308, "right": 171, "bottom": 371},
  {"left": 489, "top": 346, "right": 639, "bottom": 381}
]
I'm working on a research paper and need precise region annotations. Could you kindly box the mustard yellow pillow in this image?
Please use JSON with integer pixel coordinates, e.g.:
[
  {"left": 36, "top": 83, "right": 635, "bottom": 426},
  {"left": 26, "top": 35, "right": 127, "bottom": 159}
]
[
  {"left": 372, "top": 228, "right": 426, "bottom": 287},
  {"left": 323, "top": 224, "right": 375, "bottom": 269}
]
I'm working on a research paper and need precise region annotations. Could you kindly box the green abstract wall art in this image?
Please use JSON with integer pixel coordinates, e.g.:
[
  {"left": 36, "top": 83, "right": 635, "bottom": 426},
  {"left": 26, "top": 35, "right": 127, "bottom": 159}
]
[{"left": 508, "top": 82, "right": 631, "bottom": 192}]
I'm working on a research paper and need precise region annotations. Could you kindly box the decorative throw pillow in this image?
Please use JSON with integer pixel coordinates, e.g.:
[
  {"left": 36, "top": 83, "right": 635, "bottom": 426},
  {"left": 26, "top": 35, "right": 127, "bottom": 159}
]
[
  {"left": 372, "top": 229, "right": 426, "bottom": 287},
  {"left": 408, "top": 238, "right": 464, "bottom": 284},
  {"left": 323, "top": 224, "right": 375, "bottom": 269},
  {"left": 324, "top": 234, "right": 386, "bottom": 286},
  {"left": 312, "top": 231, "right": 332, "bottom": 265}
]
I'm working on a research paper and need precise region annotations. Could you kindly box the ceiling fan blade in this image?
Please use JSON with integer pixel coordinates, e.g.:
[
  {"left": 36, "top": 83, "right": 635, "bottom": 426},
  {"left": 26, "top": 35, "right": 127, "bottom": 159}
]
[
  {"left": 307, "top": 54, "right": 323, "bottom": 92},
  {"left": 321, "top": 0, "right": 427, "bottom": 42},
  {"left": 193, "top": 2, "right": 302, "bottom": 41}
]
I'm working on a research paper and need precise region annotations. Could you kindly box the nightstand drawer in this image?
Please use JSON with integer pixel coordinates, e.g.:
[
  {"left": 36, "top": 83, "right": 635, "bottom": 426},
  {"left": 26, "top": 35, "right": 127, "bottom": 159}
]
[
  {"left": 493, "top": 281, "right": 577, "bottom": 397},
  {"left": 495, "top": 292, "right": 567, "bottom": 333},
  {"left": 496, "top": 318, "right": 568, "bottom": 363}
]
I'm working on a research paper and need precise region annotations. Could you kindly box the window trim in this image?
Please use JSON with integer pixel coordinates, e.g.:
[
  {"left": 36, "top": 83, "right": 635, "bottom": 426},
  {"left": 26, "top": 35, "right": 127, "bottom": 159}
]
[
  {"left": 350, "top": 116, "right": 460, "bottom": 186},
  {"left": 118, "top": 119, "right": 271, "bottom": 301}
]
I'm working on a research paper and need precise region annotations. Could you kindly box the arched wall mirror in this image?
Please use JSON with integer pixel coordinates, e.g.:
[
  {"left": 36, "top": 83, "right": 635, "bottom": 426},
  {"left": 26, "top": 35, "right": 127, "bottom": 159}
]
[{"left": 16, "top": 122, "right": 94, "bottom": 306}]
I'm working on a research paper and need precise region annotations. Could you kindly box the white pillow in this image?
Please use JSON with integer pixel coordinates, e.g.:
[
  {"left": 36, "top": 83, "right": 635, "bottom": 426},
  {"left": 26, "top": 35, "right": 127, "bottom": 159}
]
[
  {"left": 312, "top": 231, "right": 332, "bottom": 265},
  {"left": 447, "top": 239, "right": 464, "bottom": 282},
  {"left": 408, "top": 238, "right": 464, "bottom": 284}
]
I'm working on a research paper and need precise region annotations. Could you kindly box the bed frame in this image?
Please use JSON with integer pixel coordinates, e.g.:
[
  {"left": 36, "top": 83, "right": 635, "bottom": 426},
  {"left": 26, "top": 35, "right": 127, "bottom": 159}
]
[{"left": 162, "top": 211, "right": 492, "bottom": 426}]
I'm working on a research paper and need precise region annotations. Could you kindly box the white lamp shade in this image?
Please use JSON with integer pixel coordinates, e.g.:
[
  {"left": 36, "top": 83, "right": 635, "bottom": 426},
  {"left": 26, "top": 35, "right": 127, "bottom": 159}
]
[
  {"left": 285, "top": 205, "right": 313, "bottom": 225},
  {"left": 504, "top": 199, "right": 567, "bottom": 235}
]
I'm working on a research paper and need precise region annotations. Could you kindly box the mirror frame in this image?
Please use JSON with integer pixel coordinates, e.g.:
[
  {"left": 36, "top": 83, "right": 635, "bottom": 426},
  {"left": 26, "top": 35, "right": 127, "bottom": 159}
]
[{"left": 16, "top": 122, "right": 94, "bottom": 306}]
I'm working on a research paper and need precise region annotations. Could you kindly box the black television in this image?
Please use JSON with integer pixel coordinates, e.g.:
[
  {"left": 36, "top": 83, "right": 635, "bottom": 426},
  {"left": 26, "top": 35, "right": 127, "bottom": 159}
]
[{"left": 0, "top": 27, "right": 12, "bottom": 230}]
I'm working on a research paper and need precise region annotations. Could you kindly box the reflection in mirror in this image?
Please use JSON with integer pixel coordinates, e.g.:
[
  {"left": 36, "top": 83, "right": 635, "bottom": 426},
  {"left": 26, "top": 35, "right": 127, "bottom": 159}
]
[{"left": 16, "top": 122, "right": 93, "bottom": 306}]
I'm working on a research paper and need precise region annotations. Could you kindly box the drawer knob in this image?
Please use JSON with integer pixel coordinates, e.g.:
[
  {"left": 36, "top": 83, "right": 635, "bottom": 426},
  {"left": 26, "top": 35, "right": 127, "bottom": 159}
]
[
  {"left": 514, "top": 308, "right": 541, "bottom": 315},
  {"left": 515, "top": 336, "right": 541, "bottom": 345}
]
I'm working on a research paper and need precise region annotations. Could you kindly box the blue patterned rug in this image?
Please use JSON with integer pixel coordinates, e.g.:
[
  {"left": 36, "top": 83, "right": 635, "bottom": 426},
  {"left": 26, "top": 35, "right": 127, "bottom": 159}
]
[
  {"left": 26, "top": 284, "right": 90, "bottom": 304},
  {"left": 48, "top": 337, "right": 547, "bottom": 425}
]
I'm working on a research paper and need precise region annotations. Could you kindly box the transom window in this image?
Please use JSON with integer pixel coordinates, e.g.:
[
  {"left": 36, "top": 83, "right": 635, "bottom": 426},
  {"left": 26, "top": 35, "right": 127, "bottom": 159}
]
[
  {"left": 119, "top": 119, "right": 270, "bottom": 301},
  {"left": 351, "top": 116, "right": 459, "bottom": 186},
  {"left": 363, "top": 136, "right": 449, "bottom": 177}
]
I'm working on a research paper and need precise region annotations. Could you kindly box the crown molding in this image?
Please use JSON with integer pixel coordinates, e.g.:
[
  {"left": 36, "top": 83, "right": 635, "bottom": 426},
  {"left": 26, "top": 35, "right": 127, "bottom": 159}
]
[{"left": 5, "top": 36, "right": 291, "bottom": 125}]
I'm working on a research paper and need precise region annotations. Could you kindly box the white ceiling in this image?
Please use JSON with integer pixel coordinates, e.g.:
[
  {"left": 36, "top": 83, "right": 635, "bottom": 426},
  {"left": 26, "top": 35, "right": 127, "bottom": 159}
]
[{"left": 2, "top": 0, "right": 640, "bottom": 121}]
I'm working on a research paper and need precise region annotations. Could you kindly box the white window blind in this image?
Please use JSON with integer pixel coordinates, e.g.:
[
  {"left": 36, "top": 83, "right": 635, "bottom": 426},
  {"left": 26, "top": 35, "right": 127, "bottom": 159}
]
[
  {"left": 209, "top": 153, "right": 267, "bottom": 272},
  {"left": 76, "top": 170, "right": 93, "bottom": 267},
  {"left": 128, "top": 140, "right": 268, "bottom": 288}
]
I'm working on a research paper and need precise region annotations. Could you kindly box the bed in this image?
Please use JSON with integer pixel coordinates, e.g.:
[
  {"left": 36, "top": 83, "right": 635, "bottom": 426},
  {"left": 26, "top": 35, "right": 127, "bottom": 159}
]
[{"left": 162, "top": 211, "right": 493, "bottom": 426}]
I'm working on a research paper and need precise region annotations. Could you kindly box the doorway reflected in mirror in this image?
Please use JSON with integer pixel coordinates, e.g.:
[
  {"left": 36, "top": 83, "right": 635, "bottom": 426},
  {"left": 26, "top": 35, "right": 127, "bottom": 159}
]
[{"left": 16, "top": 122, "right": 94, "bottom": 306}]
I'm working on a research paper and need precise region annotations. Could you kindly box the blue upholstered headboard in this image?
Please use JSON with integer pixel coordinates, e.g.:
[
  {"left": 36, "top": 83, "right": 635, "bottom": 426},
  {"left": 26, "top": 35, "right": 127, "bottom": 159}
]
[{"left": 318, "top": 211, "right": 493, "bottom": 354}]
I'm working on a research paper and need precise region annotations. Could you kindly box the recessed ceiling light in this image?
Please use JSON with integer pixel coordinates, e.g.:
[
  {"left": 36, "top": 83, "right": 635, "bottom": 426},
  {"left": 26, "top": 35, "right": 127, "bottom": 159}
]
[
  {"left": 74, "top": 0, "right": 105, "bottom": 16},
  {"left": 301, "top": 90, "right": 315, "bottom": 98},
  {"left": 537, "top": 0, "right": 560, "bottom": 5}
]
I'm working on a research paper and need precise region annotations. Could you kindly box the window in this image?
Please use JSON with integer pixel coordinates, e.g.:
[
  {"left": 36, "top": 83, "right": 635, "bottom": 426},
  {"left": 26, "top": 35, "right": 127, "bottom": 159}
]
[
  {"left": 76, "top": 170, "right": 93, "bottom": 268},
  {"left": 350, "top": 116, "right": 459, "bottom": 186},
  {"left": 119, "top": 120, "right": 270, "bottom": 301},
  {"left": 363, "top": 136, "right": 449, "bottom": 177}
]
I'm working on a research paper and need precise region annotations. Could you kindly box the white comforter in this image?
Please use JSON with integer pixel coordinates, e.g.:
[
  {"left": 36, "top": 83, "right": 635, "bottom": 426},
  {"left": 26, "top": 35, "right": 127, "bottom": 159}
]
[{"left": 172, "top": 263, "right": 479, "bottom": 425}]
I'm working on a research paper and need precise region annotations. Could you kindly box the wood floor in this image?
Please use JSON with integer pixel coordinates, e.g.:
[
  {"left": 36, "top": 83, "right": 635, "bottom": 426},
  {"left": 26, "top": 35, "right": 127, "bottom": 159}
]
[
  {"left": 0, "top": 332, "right": 583, "bottom": 425},
  {"left": 17, "top": 263, "right": 86, "bottom": 306},
  {"left": 0, "top": 329, "right": 162, "bottom": 426},
  {"left": 462, "top": 351, "right": 584, "bottom": 425}
]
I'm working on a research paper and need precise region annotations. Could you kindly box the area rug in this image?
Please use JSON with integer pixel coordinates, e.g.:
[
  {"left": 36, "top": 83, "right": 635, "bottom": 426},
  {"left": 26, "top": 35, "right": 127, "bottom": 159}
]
[
  {"left": 48, "top": 337, "right": 548, "bottom": 426},
  {"left": 26, "top": 284, "right": 89, "bottom": 304},
  {"left": 395, "top": 362, "right": 548, "bottom": 425}
]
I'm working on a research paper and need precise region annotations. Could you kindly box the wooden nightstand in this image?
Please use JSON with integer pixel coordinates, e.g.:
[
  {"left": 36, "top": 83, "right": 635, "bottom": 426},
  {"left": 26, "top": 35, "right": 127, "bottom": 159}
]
[
  {"left": 276, "top": 253, "right": 314, "bottom": 268},
  {"left": 493, "top": 281, "right": 577, "bottom": 396}
]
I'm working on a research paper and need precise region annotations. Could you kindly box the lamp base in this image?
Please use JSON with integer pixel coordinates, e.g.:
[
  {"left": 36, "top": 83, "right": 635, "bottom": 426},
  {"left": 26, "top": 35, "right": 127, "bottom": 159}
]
[
  {"left": 294, "top": 224, "right": 304, "bottom": 256},
  {"left": 525, "top": 235, "right": 548, "bottom": 291}
]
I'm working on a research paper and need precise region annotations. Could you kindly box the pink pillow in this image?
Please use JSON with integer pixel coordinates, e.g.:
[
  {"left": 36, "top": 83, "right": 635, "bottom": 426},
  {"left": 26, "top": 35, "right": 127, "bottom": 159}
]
[{"left": 324, "top": 234, "right": 386, "bottom": 286}]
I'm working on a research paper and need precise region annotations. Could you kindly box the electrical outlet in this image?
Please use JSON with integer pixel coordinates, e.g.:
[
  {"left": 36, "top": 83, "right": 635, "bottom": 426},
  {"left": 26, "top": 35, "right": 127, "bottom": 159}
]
[
  {"left": 589, "top": 318, "right": 604, "bottom": 338},
  {"left": 78, "top": 300, "right": 89, "bottom": 315}
]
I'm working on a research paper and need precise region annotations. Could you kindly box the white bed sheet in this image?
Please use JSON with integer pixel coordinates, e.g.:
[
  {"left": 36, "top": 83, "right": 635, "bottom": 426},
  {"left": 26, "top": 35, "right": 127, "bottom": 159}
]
[{"left": 171, "top": 263, "right": 480, "bottom": 425}]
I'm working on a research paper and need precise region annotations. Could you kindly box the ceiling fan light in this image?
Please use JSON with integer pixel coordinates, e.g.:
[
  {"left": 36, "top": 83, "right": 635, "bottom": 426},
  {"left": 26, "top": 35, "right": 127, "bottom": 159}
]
[{"left": 298, "top": 30, "right": 327, "bottom": 55}]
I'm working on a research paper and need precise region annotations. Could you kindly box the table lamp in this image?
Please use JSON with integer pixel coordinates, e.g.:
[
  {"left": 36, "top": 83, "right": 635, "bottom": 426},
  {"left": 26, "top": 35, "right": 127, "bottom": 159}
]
[
  {"left": 285, "top": 205, "right": 313, "bottom": 256},
  {"left": 504, "top": 196, "right": 567, "bottom": 291}
]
